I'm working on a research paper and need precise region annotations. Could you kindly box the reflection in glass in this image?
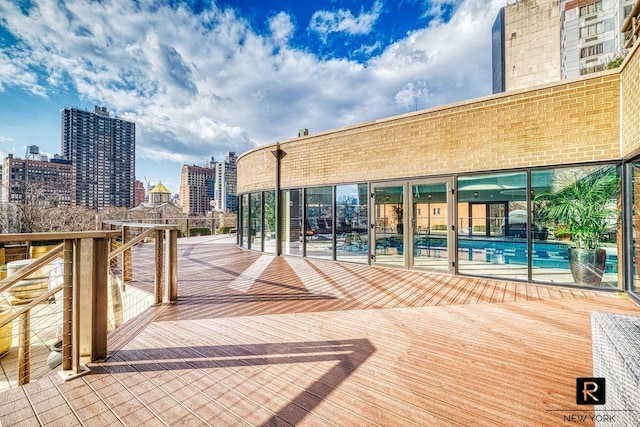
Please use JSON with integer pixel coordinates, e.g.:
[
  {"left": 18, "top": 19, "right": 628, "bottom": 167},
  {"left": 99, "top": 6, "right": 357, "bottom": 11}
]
[
  {"left": 412, "top": 182, "right": 448, "bottom": 270},
  {"left": 280, "top": 189, "right": 302, "bottom": 256},
  {"left": 533, "top": 165, "right": 619, "bottom": 288},
  {"left": 632, "top": 163, "right": 640, "bottom": 295},
  {"left": 250, "top": 193, "right": 262, "bottom": 251},
  {"left": 240, "top": 194, "right": 249, "bottom": 248},
  {"left": 374, "top": 185, "right": 405, "bottom": 267},
  {"left": 263, "top": 191, "right": 276, "bottom": 254},
  {"left": 457, "top": 172, "right": 528, "bottom": 280},
  {"left": 336, "top": 184, "right": 369, "bottom": 263},
  {"left": 305, "top": 187, "right": 334, "bottom": 260}
]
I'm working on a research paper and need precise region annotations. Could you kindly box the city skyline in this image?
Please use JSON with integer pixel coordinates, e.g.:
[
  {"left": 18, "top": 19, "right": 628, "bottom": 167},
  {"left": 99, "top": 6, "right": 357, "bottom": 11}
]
[{"left": 0, "top": 0, "right": 504, "bottom": 192}]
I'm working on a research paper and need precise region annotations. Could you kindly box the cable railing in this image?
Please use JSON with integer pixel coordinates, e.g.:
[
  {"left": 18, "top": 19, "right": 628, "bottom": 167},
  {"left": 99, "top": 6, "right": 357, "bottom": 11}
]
[{"left": 0, "top": 223, "right": 178, "bottom": 392}]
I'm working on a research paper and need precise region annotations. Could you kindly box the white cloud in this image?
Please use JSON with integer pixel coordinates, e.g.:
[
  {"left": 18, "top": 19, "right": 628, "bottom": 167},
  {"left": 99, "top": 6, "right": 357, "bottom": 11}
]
[
  {"left": 269, "top": 12, "right": 295, "bottom": 45},
  {"left": 0, "top": 0, "right": 505, "bottom": 169},
  {"left": 395, "top": 81, "right": 430, "bottom": 110},
  {"left": 309, "top": 0, "right": 383, "bottom": 41}
]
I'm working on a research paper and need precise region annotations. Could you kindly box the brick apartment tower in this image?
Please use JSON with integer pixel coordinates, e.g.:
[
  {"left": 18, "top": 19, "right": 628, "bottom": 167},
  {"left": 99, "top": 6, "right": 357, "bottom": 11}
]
[
  {"left": 61, "top": 106, "right": 135, "bottom": 210},
  {"left": 180, "top": 164, "right": 216, "bottom": 215}
]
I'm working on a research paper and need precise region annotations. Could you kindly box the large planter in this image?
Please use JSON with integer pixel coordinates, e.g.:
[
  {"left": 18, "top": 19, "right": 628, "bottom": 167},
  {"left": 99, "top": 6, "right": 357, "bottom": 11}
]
[
  {"left": 569, "top": 248, "right": 606, "bottom": 286},
  {"left": 5, "top": 259, "right": 51, "bottom": 302}
]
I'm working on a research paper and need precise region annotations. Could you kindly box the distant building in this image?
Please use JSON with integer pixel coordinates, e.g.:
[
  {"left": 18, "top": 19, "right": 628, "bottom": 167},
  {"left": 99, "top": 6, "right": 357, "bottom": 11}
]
[
  {"left": 492, "top": 0, "right": 561, "bottom": 93},
  {"left": 61, "top": 105, "right": 135, "bottom": 210},
  {"left": 179, "top": 152, "right": 238, "bottom": 215},
  {"left": 134, "top": 180, "right": 146, "bottom": 207},
  {"left": 149, "top": 182, "right": 172, "bottom": 204},
  {"left": 1, "top": 153, "right": 74, "bottom": 206},
  {"left": 214, "top": 152, "right": 238, "bottom": 213},
  {"left": 128, "top": 182, "right": 181, "bottom": 219},
  {"left": 180, "top": 164, "right": 216, "bottom": 215},
  {"left": 561, "top": 0, "right": 635, "bottom": 78},
  {"left": 492, "top": 0, "right": 635, "bottom": 93}
]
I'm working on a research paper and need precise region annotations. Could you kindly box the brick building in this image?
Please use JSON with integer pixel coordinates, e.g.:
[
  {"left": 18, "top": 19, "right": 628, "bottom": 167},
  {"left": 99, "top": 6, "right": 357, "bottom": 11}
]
[
  {"left": 1, "top": 154, "right": 74, "bottom": 206},
  {"left": 236, "top": 20, "right": 640, "bottom": 302}
]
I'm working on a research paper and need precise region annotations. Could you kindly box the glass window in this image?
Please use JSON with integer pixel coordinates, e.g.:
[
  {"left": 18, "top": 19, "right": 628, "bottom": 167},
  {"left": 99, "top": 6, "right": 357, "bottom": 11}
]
[
  {"left": 413, "top": 182, "right": 449, "bottom": 270},
  {"left": 263, "top": 191, "right": 276, "bottom": 254},
  {"left": 336, "top": 184, "right": 369, "bottom": 263},
  {"left": 632, "top": 163, "right": 640, "bottom": 296},
  {"left": 580, "top": 1, "right": 602, "bottom": 17},
  {"left": 457, "top": 172, "right": 528, "bottom": 281},
  {"left": 280, "top": 189, "right": 303, "bottom": 256},
  {"left": 240, "top": 194, "right": 249, "bottom": 248},
  {"left": 249, "top": 193, "right": 262, "bottom": 251},
  {"left": 532, "top": 165, "right": 620, "bottom": 288},
  {"left": 305, "top": 187, "right": 334, "bottom": 260}
]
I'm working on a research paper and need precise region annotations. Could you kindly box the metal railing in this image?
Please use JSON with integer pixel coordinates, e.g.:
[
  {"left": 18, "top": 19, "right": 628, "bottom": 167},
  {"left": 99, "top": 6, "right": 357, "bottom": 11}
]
[{"left": 0, "top": 223, "right": 178, "bottom": 390}]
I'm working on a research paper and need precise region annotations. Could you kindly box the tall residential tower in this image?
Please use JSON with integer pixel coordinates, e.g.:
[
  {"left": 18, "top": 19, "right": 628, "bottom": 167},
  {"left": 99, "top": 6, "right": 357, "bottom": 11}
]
[{"left": 61, "top": 106, "right": 135, "bottom": 210}]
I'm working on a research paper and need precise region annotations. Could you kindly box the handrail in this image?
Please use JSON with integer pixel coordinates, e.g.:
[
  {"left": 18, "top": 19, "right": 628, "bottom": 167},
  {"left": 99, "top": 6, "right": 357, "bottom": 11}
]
[
  {"left": 108, "top": 227, "right": 156, "bottom": 260},
  {"left": 0, "top": 224, "right": 178, "bottom": 390},
  {"left": 0, "top": 231, "right": 121, "bottom": 242}
]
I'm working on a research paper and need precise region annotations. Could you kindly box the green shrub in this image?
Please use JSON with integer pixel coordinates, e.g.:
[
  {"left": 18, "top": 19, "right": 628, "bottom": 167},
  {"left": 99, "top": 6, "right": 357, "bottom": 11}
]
[
  {"left": 430, "top": 224, "right": 447, "bottom": 231},
  {"left": 189, "top": 227, "right": 212, "bottom": 236},
  {"left": 218, "top": 226, "right": 235, "bottom": 234}
]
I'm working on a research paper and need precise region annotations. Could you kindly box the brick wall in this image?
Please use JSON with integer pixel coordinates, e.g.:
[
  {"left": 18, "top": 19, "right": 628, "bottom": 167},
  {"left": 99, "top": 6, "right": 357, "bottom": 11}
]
[
  {"left": 621, "top": 42, "right": 640, "bottom": 157},
  {"left": 238, "top": 72, "right": 621, "bottom": 193}
]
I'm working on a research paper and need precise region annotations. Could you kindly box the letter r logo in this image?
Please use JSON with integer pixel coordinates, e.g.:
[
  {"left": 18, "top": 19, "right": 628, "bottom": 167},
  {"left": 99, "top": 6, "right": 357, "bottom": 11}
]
[{"left": 576, "top": 378, "right": 606, "bottom": 405}]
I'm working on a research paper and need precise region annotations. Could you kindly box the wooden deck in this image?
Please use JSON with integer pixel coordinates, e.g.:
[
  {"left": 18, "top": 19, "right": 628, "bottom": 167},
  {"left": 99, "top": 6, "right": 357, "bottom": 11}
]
[{"left": 1, "top": 235, "right": 640, "bottom": 426}]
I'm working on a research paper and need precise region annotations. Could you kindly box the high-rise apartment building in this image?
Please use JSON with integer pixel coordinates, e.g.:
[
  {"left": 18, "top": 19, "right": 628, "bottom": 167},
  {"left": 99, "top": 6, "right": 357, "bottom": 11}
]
[
  {"left": 493, "top": 0, "right": 634, "bottom": 93},
  {"left": 180, "top": 164, "right": 216, "bottom": 215},
  {"left": 61, "top": 106, "right": 135, "bottom": 210},
  {"left": 1, "top": 154, "right": 74, "bottom": 206},
  {"left": 179, "top": 152, "right": 238, "bottom": 215},
  {"left": 493, "top": 0, "right": 561, "bottom": 93},
  {"left": 214, "top": 152, "right": 237, "bottom": 213},
  {"left": 561, "top": 0, "right": 635, "bottom": 78}
]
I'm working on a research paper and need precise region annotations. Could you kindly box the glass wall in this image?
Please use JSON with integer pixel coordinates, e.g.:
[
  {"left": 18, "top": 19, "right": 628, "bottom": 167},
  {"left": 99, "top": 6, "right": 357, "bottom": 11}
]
[
  {"left": 263, "top": 190, "right": 276, "bottom": 254},
  {"left": 280, "top": 189, "right": 303, "bottom": 256},
  {"left": 305, "top": 187, "right": 333, "bottom": 260},
  {"left": 336, "top": 184, "right": 369, "bottom": 263},
  {"left": 532, "top": 165, "right": 620, "bottom": 288},
  {"left": 373, "top": 184, "right": 405, "bottom": 267},
  {"left": 457, "top": 172, "right": 528, "bottom": 281},
  {"left": 240, "top": 193, "right": 249, "bottom": 248},
  {"left": 412, "top": 182, "right": 449, "bottom": 270},
  {"left": 632, "top": 162, "right": 640, "bottom": 296},
  {"left": 249, "top": 192, "right": 262, "bottom": 251},
  {"left": 238, "top": 163, "right": 625, "bottom": 291}
]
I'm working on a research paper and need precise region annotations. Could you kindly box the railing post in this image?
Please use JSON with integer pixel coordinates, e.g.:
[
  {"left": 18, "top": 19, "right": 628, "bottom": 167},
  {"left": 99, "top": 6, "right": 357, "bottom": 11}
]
[
  {"left": 154, "top": 229, "right": 164, "bottom": 305},
  {"left": 164, "top": 229, "right": 178, "bottom": 303},
  {"left": 122, "top": 225, "right": 132, "bottom": 282},
  {"left": 186, "top": 218, "right": 190, "bottom": 238},
  {"left": 62, "top": 239, "right": 73, "bottom": 371},
  {"left": 17, "top": 311, "right": 30, "bottom": 386},
  {"left": 93, "top": 238, "right": 108, "bottom": 360}
]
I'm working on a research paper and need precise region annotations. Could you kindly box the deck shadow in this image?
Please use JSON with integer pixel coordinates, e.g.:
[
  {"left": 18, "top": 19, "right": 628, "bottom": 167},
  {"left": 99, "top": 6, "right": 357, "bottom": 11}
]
[{"left": 95, "top": 338, "right": 376, "bottom": 426}]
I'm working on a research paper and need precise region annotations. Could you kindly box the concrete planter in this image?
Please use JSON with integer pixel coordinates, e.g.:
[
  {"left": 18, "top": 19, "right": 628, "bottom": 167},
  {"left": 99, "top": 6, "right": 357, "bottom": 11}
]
[
  {"left": 5, "top": 259, "right": 51, "bottom": 303},
  {"left": 0, "top": 304, "right": 12, "bottom": 357}
]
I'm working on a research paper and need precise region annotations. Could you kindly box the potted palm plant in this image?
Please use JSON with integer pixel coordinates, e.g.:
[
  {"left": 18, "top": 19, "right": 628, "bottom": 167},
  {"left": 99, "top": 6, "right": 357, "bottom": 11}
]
[{"left": 536, "top": 166, "right": 619, "bottom": 286}]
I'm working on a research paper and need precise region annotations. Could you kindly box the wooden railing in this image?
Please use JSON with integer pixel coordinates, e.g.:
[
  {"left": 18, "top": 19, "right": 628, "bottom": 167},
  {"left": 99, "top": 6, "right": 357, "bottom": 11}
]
[
  {"left": 0, "top": 223, "right": 178, "bottom": 388},
  {"left": 101, "top": 221, "right": 178, "bottom": 305}
]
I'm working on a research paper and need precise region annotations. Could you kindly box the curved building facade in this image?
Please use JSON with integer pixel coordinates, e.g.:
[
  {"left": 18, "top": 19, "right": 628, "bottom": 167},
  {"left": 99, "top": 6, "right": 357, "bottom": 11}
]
[{"left": 236, "top": 41, "right": 640, "bottom": 300}]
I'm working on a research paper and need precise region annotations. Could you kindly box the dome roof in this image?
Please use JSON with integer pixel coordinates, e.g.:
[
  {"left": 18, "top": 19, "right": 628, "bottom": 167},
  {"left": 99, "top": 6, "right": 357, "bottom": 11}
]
[{"left": 150, "top": 182, "right": 171, "bottom": 194}]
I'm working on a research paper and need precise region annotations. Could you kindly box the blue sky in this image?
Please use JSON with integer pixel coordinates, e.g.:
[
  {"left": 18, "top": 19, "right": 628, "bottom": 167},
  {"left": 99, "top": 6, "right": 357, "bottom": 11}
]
[{"left": 0, "top": 0, "right": 504, "bottom": 195}]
